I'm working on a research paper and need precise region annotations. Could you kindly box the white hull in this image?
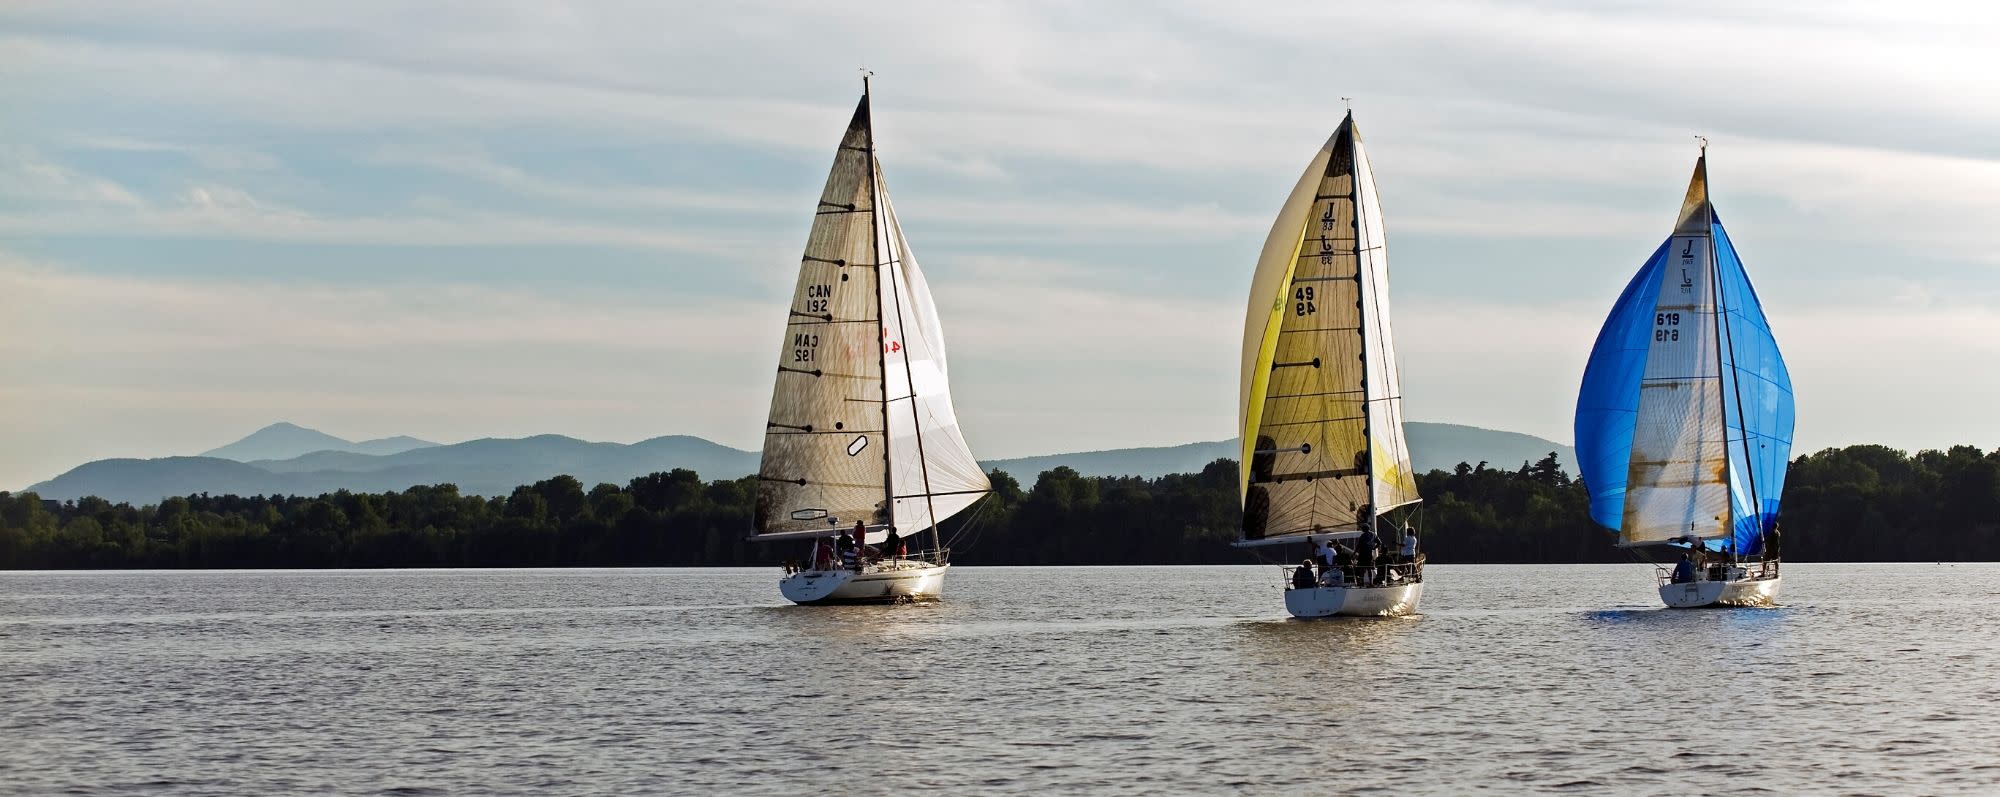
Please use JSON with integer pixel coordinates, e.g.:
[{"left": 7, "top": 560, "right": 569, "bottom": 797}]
[
  {"left": 1659, "top": 573, "right": 1781, "bottom": 608},
  {"left": 779, "top": 561, "right": 948, "bottom": 605},
  {"left": 1284, "top": 582, "right": 1423, "bottom": 618}
]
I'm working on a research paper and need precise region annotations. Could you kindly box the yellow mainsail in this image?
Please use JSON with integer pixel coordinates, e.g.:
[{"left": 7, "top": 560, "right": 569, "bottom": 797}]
[{"left": 1238, "top": 114, "right": 1419, "bottom": 542}]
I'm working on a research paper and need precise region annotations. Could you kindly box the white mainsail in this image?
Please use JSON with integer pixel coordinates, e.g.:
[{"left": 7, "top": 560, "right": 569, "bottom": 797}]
[
  {"left": 1238, "top": 114, "right": 1419, "bottom": 543},
  {"left": 754, "top": 89, "right": 989, "bottom": 544},
  {"left": 1620, "top": 160, "right": 1730, "bottom": 544}
]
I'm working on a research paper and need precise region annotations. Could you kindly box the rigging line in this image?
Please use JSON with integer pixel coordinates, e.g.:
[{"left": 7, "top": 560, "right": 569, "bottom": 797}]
[
  {"left": 891, "top": 488, "right": 990, "bottom": 499},
  {"left": 767, "top": 428, "right": 886, "bottom": 436},
  {"left": 862, "top": 74, "right": 896, "bottom": 533},
  {"left": 879, "top": 175, "right": 945, "bottom": 544},
  {"left": 1346, "top": 118, "right": 1379, "bottom": 526},
  {"left": 1707, "top": 167, "right": 1762, "bottom": 538},
  {"left": 941, "top": 492, "right": 995, "bottom": 555}
]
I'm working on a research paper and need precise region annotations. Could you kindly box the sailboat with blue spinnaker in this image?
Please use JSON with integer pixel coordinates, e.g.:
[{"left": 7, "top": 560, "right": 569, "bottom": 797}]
[{"left": 1574, "top": 146, "right": 1795, "bottom": 609}]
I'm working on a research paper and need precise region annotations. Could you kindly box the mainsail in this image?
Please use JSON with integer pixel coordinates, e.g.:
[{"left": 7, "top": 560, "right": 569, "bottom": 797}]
[
  {"left": 753, "top": 88, "right": 990, "bottom": 544},
  {"left": 1238, "top": 113, "right": 1419, "bottom": 543},
  {"left": 1575, "top": 153, "right": 1794, "bottom": 553}
]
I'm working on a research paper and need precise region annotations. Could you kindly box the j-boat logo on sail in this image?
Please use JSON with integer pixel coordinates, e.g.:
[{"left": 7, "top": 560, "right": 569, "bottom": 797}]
[{"left": 1679, "top": 239, "right": 1695, "bottom": 294}]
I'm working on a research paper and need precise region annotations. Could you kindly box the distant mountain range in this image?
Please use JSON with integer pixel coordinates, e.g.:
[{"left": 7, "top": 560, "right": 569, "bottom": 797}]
[
  {"left": 22, "top": 421, "right": 1573, "bottom": 505},
  {"left": 201, "top": 422, "right": 439, "bottom": 461}
]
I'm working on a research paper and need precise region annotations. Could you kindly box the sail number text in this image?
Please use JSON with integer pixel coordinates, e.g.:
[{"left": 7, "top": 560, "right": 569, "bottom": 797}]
[
  {"left": 1294, "top": 286, "right": 1317, "bottom": 317},
  {"left": 792, "top": 332, "right": 820, "bottom": 362},
  {"left": 1654, "top": 311, "right": 1681, "bottom": 342},
  {"left": 804, "top": 283, "right": 832, "bottom": 314}
]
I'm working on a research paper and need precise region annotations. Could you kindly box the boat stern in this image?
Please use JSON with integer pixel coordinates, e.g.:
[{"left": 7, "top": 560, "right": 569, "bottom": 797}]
[{"left": 1284, "top": 582, "right": 1423, "bottom": 618}]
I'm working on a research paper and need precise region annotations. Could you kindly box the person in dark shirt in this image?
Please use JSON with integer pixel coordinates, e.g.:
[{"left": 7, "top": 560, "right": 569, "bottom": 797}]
[
  {"left": 1672, "top": 554, "right": 1696, "bottom": 584},
  {"left": 882, "top": 528, "right": 903, "bottom": 561},
  {"left": 1356, "top": 526, "right": 1379, "bottom": 587},
  {"left": 1292, "top": 559, "right": 1318, "bottom": 590}
]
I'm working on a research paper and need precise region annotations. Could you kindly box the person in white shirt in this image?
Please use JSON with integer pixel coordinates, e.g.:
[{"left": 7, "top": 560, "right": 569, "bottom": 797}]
[
  {"left": 1313, "top": 538, "right": 1335, "bottom": 571},
  {"left": 1399, "top": 527, "right": 1419, "bottom": 562}
]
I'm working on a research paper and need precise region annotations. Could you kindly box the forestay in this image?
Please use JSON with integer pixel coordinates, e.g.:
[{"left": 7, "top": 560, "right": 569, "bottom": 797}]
[
  {"left": 754, "top": 91, "right": 989, "bottom": 544},
  {"left": 1238, "top": 114, "right": 1419, "bottom": 544},
  {"left": 1574, "top": 155, "right": 1794, "bottom": 553}
]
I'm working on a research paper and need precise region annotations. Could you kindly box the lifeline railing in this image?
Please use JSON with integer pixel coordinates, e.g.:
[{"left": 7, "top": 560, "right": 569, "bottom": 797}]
[
  {"left": 784, "top": 547, "right": 951, "bottom": 574},
  {"left": 1284, "top": 554, "right": 1427, "bottom": 590},
  {"left": 1652, "top": 558, "right": 1780, "bottom": 586}
]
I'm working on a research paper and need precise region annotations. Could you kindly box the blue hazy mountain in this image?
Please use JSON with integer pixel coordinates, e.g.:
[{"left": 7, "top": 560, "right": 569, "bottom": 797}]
[
  {"left": 24, "top": 422, "right": 1571, "bottom": 505},
  {"left": 200, "top": 422, "right": 439, "bottom": 462}
]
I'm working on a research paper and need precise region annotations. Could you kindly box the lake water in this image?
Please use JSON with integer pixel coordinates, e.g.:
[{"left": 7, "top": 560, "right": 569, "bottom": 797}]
[{"left": 2, "top": 564, "right": 1997, "bottom": 795}]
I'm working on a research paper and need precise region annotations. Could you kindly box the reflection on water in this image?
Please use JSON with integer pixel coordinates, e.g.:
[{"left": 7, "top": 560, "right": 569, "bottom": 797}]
[{"left": 2, "top": 564, "right": 1997, "bottom": 795}]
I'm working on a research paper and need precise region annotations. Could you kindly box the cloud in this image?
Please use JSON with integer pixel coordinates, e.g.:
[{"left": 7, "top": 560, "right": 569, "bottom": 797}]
[
  {"left": 0, "top": 149, "right": 143, "bottom": 205},
  {"left": 1, "top": 1, "right": 1997, "bottom": 484},
  {"left": 0, "top": 152, "right": 757, "bottom": 254}
]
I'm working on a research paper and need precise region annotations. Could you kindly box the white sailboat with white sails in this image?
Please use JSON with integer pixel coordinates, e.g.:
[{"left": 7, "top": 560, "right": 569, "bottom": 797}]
[
  {"left": 1236, "top": 112, "right": 1427, "bottom": 619},
  {"left": 750, "top": 79, "right": 990, "bottom": 605}
]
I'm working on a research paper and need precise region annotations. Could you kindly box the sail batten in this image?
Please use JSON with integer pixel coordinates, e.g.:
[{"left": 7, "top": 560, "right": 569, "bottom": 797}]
[{"left": 1239, "top": 116, "right": 1421, "bottom": 542}]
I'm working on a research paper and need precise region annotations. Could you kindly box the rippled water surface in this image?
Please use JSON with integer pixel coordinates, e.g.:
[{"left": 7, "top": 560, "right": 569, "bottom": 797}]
[{"left": 4, "top": 564, "right": 1998, "bottom": 795}]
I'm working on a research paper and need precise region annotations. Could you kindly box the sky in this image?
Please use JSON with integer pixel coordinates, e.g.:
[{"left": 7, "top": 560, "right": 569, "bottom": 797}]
[{"left": 2, "top": 1, "right": 1998, "bottom": 489}]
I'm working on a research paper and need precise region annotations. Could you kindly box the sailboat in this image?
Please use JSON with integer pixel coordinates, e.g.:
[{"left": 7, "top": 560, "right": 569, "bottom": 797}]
[
  {"left": 1236, "top": 111, "right": 1427, "bottom": 619},
  {"left": 750, "top": 79, "right": 991, "bottom": 605},
  {"left": 1574, "top": 144, "right": 1794, "bottom": 609}
]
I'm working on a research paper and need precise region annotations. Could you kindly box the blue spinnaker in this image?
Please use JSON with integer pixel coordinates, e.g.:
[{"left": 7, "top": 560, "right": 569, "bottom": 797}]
[
  {"left": 1573, "top": 210, "right": 1793, "bottom": 553},
  {"left": 1713, "top": 216, "right": 1794, "bottom": 553}
]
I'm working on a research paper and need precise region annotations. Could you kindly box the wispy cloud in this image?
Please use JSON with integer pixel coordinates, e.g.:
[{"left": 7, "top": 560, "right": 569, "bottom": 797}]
[{"left": 1, "top": 1, "right": 1996, "bottom": 486}]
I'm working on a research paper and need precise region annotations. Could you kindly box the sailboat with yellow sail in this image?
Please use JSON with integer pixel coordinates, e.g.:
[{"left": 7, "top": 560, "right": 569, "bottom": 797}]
[{"left": 1236, "top": 111, "right": 1427, "bottom": 618}]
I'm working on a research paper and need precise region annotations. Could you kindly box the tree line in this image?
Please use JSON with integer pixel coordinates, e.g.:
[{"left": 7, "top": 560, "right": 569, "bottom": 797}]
[{"left": 2, "top": 444, "right": 1996, "bottom": 570}]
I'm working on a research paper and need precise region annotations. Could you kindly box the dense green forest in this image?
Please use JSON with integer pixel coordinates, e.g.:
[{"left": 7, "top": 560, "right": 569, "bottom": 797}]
[{"left": 2, "top": 444, "right": 1996, "bottom": 569}]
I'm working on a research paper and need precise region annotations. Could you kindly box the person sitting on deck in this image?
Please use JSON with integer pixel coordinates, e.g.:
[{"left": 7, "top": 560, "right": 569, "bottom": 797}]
[
  {"left": 1292, "top": 559, "right": 1318, "bottom": 590},
  {"left": 1318, "top": 559, "right": 1344, "bottom": 588},
  {"left": 1672, "top": 554, "right": 1697, "bottom": 584}
]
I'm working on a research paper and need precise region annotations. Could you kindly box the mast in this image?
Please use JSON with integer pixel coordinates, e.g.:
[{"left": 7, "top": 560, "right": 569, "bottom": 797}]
[
  {"left": 1349, "top": 110, "right": 1377, "bottom": 538},
  {"left": 1702, "top": 143, "right": 1761, "bottom": 556},
  {"left": 862, "top": 73, "right": 895, "bottom": 535}
]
